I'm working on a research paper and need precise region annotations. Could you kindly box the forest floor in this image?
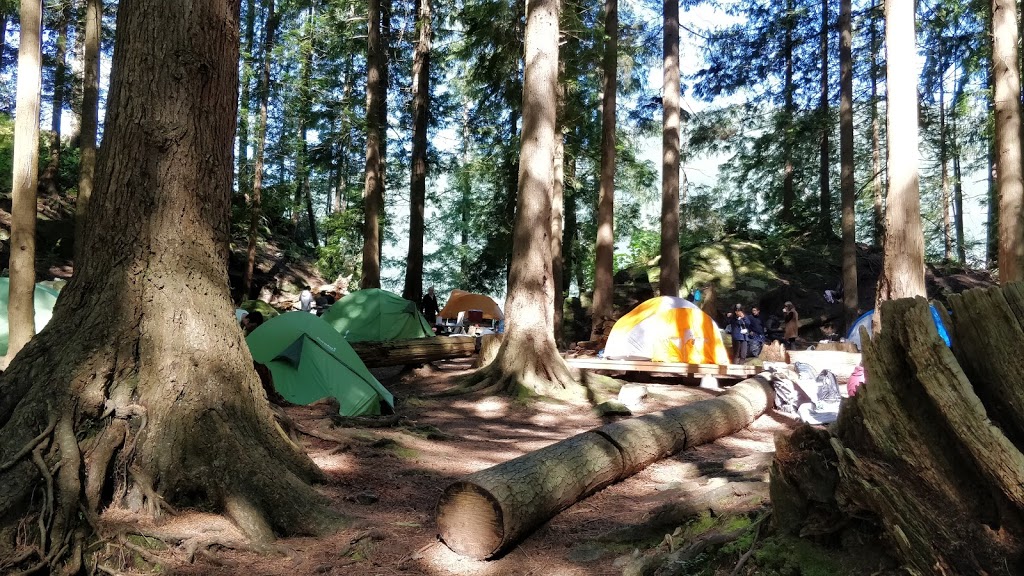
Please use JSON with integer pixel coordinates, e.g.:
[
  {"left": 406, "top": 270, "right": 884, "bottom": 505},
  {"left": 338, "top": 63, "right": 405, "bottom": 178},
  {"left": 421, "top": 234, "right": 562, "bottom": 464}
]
[{"left": 97, "top": 359, "right": 897, "bottom": 576}]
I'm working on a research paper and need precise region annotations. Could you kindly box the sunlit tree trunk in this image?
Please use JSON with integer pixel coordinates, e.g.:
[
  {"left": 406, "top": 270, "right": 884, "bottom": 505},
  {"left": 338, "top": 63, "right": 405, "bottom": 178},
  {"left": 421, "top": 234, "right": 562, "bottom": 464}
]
[
  {"left": 839, "top": 0, "right": 857, "bottom": 330},
  {"left": 591, "top": 0, "right": 617, "bottom": 338},
  {"left": 659, "top": 0, "right": 680, "bottom": 297},
  {"left": 75, "top": 0, "right": 102, "bottom": 263},
  {"left": 993, "top": 0, "right": 1024, "bottom": 283},
  {"left": 6, "top": 0, "right": 44, "bottom": 365},
  {"left": 39, "top": 0, "right": 70, "bottom": 197},
  {"left": 818, "top": 0, "right": 831, "bottom": 238},
  {"left": 403, "top": 0, "right": 431, "bottom": 304},
  {"left": 361, "top": 0, "right": 384, "bottom": 288},
  {"left": 551, "top": 127, "right": 564, "bottom": 345},
  {"left": 874, "top": 0, "right": 926, "bottom": 332},
  {"left": 242, "top": 0, "right": 279, "bottom": 300},
  {"left": 870, "top": 6, "right": 883, "bottom": 246}
]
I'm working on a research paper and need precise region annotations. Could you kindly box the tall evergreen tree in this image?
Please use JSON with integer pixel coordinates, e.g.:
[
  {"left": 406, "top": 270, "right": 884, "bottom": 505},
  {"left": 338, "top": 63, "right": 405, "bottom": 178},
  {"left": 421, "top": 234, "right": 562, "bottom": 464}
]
[
  {"left": 992, "top": 0, "right": 1024, "bottom": 283},
  {"left": 76, "top": 0, "right": 102, "bottom": 262},
  {"left": 839, "top": 0, "right": 856, "bottom": 329},
  {"left": 39, "top": 0, "right": 71, "bottom": 196},
  {"left": 591, "top": 0, "right": 617, "bottom": 337},
  {"left": 659, "top": 0, "right": 680, "bottom": 297},
  {"left": 817, "top": 0, "right": 831, "bottom": 237},
  {"left": 403, "top": 0, "right": 431, "bottom": 305},
  {"left": 361, "top": 0, "right": 384, "bottom": 288}
]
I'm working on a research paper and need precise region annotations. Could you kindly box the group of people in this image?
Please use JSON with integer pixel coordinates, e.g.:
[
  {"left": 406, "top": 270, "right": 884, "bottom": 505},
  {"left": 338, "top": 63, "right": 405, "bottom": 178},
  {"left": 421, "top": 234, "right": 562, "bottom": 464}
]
[
  {"left": 725, "top": 301, "right": 800, "bottom": 363},
  {"left": 299, "top": 285, "right": 338, "bottom": 316}
]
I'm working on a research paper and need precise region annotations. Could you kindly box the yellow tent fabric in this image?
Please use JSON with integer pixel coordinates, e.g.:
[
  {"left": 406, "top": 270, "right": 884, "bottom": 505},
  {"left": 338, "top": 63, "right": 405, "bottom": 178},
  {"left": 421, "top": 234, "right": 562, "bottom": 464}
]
[
  {"left": 438, "top": 290, "right": 504, "bottom": 321},
  {"left": 604, "top": 296, "right": 729, "bottom": 364}
]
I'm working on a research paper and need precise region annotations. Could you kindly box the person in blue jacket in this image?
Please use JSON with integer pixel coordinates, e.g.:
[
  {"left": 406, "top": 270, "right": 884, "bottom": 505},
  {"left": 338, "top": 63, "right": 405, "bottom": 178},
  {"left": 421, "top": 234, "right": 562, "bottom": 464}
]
[{"left": 726, "top": 303, "right": 750, "bottom": 363}]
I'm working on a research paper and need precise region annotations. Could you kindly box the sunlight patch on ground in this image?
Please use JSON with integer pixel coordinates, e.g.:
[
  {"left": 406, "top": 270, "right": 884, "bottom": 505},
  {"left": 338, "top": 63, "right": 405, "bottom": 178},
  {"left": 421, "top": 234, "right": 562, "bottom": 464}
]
[
  {"left": 309, "top": 451, "right": 356, "bottom": 473},
  {"left": 714, "top": 435, "right": 774, "bottom": 454},
  {"left": 469, "top": 396, "right": 510, "bottom": 417},
  {"left": 423, "top": 540, "right": 592, "bottom": 576},
  {"left": 647, "top": 460, "right": 703, "bottom": 484}
]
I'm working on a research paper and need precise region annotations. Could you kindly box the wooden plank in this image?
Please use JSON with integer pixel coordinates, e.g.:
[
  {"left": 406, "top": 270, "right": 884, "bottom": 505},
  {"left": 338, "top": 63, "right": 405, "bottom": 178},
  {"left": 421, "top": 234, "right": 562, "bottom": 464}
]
[{"left": 564, "top": 357, "right": 757, "bottom": 377}]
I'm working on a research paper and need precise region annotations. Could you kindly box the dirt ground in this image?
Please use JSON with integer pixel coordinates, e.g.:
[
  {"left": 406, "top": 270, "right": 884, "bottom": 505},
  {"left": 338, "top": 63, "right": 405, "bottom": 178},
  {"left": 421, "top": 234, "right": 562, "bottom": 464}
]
[{"left": 102, "top": 361, "right": 814, "bottom": 576}]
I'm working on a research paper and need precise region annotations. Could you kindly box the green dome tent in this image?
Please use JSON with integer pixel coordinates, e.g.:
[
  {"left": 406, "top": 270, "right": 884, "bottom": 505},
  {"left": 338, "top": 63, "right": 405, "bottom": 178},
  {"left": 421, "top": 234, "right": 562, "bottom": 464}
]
[
  {"left": 0, "top": 278, "right": 60, "bottom": 356},
  {"left": 245, "top": 312, "right": 395, "bottom": 416},
  {"left": 321, "top": 288, "right": 434, "bottom": 342}
]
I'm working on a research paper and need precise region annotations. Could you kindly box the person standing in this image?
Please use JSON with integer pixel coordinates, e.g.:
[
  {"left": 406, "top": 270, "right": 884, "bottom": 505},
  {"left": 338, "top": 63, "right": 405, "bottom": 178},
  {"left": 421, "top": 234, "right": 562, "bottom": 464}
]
[
  {"left": 421, "top": 286, "right": 440, "bottom": 325},
  {"left": 726, "top": 303, "right": 749, "bottom": 363},
  {"left": 299, "top": 285, "right": 314, "bottom": 313},
  {"left": 747, "top": 306, "right": 765, "bottom": 357},
  {"left": 783, "top": 301, "right": 799, "bottom": 349}
]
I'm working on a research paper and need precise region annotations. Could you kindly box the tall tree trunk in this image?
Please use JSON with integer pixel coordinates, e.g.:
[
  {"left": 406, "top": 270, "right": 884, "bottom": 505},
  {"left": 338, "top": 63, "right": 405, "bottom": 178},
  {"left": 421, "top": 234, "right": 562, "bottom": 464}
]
[
  {"left": 988, "top": 4, "right": 1000, "bottom": 269},
  {"left": 993, "top": 0, "right": 1024, "bottom": 283},
  {"left": 870, "top": 5, "right": 883, "bottom": 246},
  {"left": 333, "top": 55, "right": 355, "bottom": 215},
  {"left": 6, "top": 0, "right": 44, "bottom": 365},
  {"left": 659, "top": 0, "right": 680, "bottom": 297},
  {"left": 75, "top": 0, "right": 102, "bottom": 264},
  {"left": 591, "top": 0, "right": 617, "bottom": 339},
  {"left": 874, "top": 0, "right": 926, "bottom": 332},
  {"left": 940, "top": 79, "right": 952, "bottom": 262},
  {"left": 296, "top": 3, "right": 318, "bottom": 246},
  {"left": 953, "top": 108, "right": 967, "bottom": 264},
  {"left": 552, "top": 130, "right": 564, "bottom": 347},
  {"left": 39, "top": 0, "right": 70, "bottom": 197},
  {"left": 361, "top": 0, "right": 384, "bottom": 289},
  {"left": 782, "top": 0, "right": 796, "bottom": 225},
  {"left": 403, "top": 0, "right": 431, "bottom": 305},
  {"left": 237, "top": 0, "right": 256, "bottom": 200},
  {"left": 378, "top": 0, "right": 392, "bottom": 268},
  {"left": 818, "top": 0, "right": 831, "bottom": 238},
  {"left": 564, "top": 154, "right": 580, "bottom": 295},
  {"left": 458, "top": 98, "right": 471, "bottom": 273},
  {"left": 839, "top": 0, "right": 857, "bottom": 330},
  {"left": 0, "top": 1, "right": 345, "bottom": 571},
  {"left": 459, "top": 0, "right": 578, "bottom": 397},
  {"left": 242, "top": 0, "right": 279, "bottom": 301}
]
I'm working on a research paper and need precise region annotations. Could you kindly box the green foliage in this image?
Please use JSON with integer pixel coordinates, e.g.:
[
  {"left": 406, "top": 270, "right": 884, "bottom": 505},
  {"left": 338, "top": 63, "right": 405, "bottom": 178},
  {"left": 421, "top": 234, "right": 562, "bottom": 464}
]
[
  {"left": 752, "top": 536, "right": 848, "bottom": 576},
  {"left": 317, "top": 210, "right": 364, "bottom": 283}
]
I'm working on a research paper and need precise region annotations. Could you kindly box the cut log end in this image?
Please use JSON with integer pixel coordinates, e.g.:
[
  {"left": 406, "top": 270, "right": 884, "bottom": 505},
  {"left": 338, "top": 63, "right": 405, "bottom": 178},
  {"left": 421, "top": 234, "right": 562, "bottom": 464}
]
[{"left": 436, "top": 481, "right": 504, "bottom": 560}]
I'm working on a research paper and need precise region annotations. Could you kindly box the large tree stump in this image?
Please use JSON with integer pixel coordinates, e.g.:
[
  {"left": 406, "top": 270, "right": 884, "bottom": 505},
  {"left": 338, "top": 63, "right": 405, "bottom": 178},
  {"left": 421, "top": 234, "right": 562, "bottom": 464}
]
[
  {"left": 436, "top": 376, "right": 774, "bottom": 559},
  {"left": 771, "top": 287, "right": 1024, "bottom": 575}
]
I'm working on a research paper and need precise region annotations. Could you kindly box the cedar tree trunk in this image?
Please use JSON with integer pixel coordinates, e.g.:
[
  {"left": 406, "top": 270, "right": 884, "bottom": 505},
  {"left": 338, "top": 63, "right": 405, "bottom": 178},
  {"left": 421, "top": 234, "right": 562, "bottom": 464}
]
[
  {"left": 361, "top": 0, "right": 384, "bottom": 289},
  {"left": 839, "top": 0, "right": 857, "bottom": 330},
  {"left": 659, "top": 0, "right": 679, "bottom": 297},
  {"left": 551, "top": 122, "right": 565, "bottom": 346},
  {"left": 874, "top": 0, "right": 925, "bottom": 333},
  {"left": 76, "top": 0, "right": 102, "bottom": 261},
  {"left": 39, "top": 1, "right": 70, "bottom": 197},
  {"left": 0, "top": 1, "right": 343, "bottom": 570},
  {"left": 457, "top": 0, "right": 578, "bottom": 397},
  {"left": 403, "top": 0, "right": 431, "bottom": 304},
  {"left": 993, "top": 0, "right": 1024, "bottom": 283},
  {"left": 591, "top": 0, "right": 617, "bottom": 338},
  {"left": 6, "top": 0, "right": 43, "bottom": 365}
]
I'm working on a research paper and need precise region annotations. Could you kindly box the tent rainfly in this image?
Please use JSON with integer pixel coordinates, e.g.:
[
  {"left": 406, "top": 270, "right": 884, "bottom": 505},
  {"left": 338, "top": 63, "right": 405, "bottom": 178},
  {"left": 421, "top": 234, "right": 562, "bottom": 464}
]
[
  {"left": 321, "top": 288, "right": 434, "bottom": 342},
  {"left": 245, "top": 311, "right": 395, "bottom": 416},
  {"left": 438, "top": 290, "right": 504, "bottom": 322},
  {"left": 846, "top": 306, "right": 951, "bottom": 351},
  {"left": 604, "top": 296, "right": 730, "bottom": 364},
  {"left": 0, "top": 278, "right": 60, "bottom": 356}
]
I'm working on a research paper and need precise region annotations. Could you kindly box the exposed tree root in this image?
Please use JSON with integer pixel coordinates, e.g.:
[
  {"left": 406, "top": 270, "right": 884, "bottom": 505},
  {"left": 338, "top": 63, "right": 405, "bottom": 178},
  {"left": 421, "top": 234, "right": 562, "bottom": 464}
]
[{"left": 0, "top": 413, "right": 56, "bottom": 474}]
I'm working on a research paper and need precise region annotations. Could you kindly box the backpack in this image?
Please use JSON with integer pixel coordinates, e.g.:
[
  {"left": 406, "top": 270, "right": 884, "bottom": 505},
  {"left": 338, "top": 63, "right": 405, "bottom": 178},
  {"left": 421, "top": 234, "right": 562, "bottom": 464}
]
[
  {"left": 815, "top": 369, "right": 841, "bottom": 404},
  {"left": 794, "top": 362, "right": 817, "bottom": 382},
  {"left": 772, "top": 373, "right": 802, "bottom": 413}
]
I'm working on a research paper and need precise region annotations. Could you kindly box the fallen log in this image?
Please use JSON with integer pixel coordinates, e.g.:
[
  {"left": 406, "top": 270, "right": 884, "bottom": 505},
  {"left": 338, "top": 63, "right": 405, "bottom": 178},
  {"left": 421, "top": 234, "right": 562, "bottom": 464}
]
[
  {"left": 348, "top": 335, "right": 498, "bottom": 368},
  {"left": 435, "top": 376, "right": 774, "bottom": 559},
  {"left": 771, "top": 288, "right": 1024, "bottom": 575}
]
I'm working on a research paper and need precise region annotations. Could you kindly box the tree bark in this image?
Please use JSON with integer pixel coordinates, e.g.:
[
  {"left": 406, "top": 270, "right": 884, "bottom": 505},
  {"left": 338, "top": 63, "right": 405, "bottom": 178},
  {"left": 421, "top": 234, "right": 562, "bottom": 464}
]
[
  {"left": 993, "top": 0, "right": 1024, "bottom": 283},
  {"left": 457, "top": 0, "right": 576, "bottom": 397},
  {"left": 551, "top": 122, "right": 565, "bottom": 346},
  {"left": 771, "top": 290, "right": 1024, "bottom": 575},
  {"left": 361, "top": 0, "right": 384, "bottom": 289},
  {"left": 236, "top": 0, "right": 256, "bottom": 200},
  {"left": 349, "top": 335, "right": 495, "bottom": 367},
  {"left": 591, "top": 0, "right": 617, "bottom": 338},
  {"left": 0, "top": 0, "right": 345, "bottom": 570},
  {"left": 242, "top": 0, "right": 279, "bottom": 301},
  {"left": 75, "top": 0, "right": 102, "bottom": 265},
  {"left": 874, "top": 0, "right": 925, "bottom": 333},
  {"left": 403, "top": 0, "right": 431, "bottom": 305},
  {"left": 659, "top": 0, "right": 680, "bottom": 297},
  {"left": 437, "top": 376, "right": 774, "bottom": 559},
  {"left": 782, "top": 0, "right": 795, "bottom": 226},
  {"left": 6, "top": 0, "right": 43, "bottom": 365},
  {"left": 839, "top": 0, "right": 857, "bottom": 331},
  {"left": 39, "top": 0, "right": 70, "bottom": 197},
  {"left": 870, "top": 6, "right": 883, "bottom": 247},
  {"left": 818, "top": 0, "right": 831, "bottom": 238}
]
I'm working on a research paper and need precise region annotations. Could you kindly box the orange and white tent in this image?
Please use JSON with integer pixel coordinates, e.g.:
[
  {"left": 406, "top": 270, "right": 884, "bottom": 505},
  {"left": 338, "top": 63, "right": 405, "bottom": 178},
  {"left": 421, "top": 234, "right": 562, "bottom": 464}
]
[
  {"left": 438, "top": 290, "right": 504, "bottom": 321},
  {"left": 604, "top": 296, "right": 729, "bottom": 364}
]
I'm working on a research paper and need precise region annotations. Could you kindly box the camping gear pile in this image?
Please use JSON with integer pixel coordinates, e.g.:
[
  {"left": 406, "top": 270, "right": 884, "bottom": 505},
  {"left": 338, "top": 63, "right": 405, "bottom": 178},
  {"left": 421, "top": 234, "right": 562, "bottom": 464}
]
[
  {"left": 764, "top": 361, "right": 844, "bottom": 425},
  {"left": 604, "top": 296, "right": 730, "bottom": 365}
]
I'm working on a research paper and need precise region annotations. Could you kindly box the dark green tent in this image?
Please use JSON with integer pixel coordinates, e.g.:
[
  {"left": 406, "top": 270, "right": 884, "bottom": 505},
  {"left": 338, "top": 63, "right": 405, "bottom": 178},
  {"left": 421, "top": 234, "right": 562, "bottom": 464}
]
[
  {"left": 0, "top": 278, "right": 60, "bottom": 356},
  {"left": 245, "top": 312, "right": 394, "bottom": 416},
  {"left": 321, "top": 288, "right": 434, "bottom": 342}
]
